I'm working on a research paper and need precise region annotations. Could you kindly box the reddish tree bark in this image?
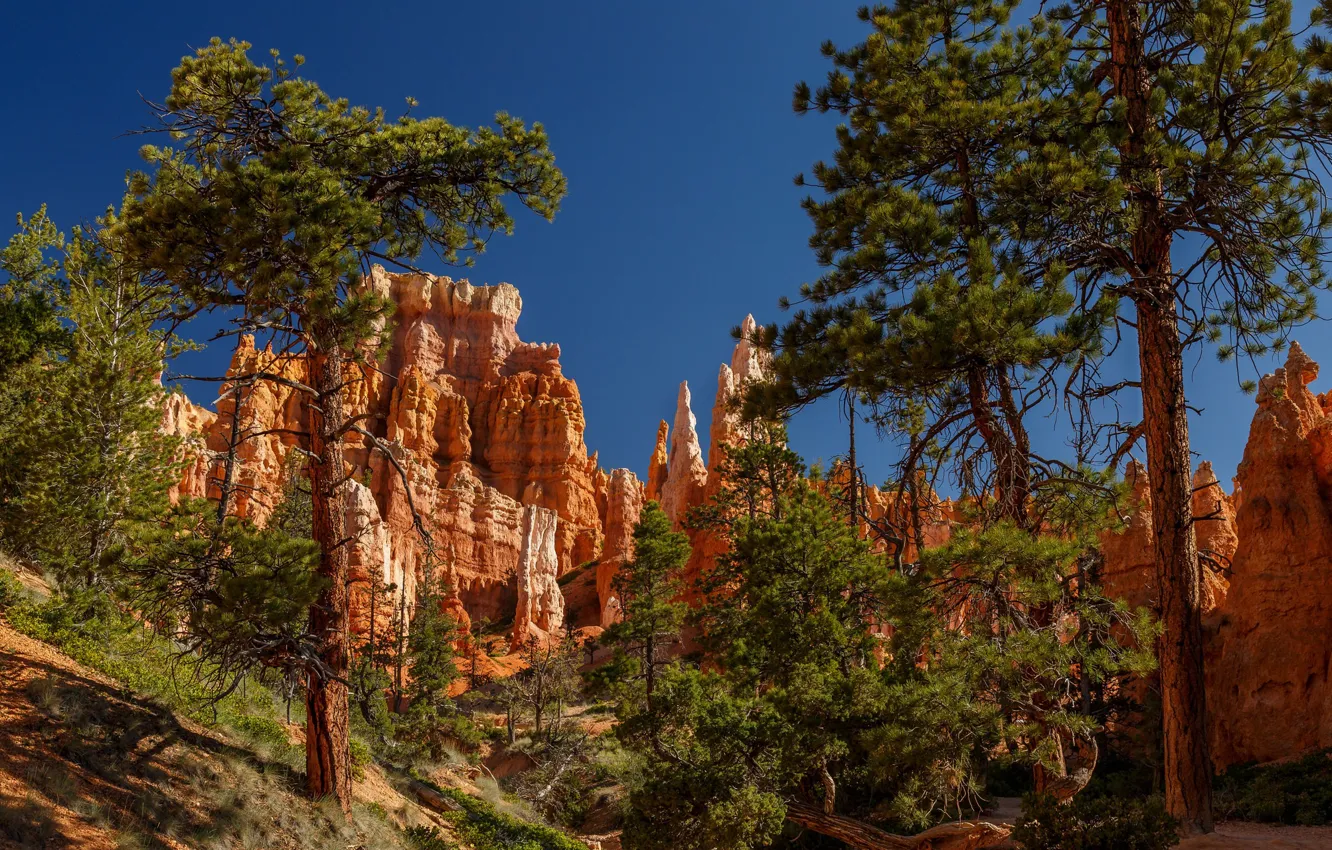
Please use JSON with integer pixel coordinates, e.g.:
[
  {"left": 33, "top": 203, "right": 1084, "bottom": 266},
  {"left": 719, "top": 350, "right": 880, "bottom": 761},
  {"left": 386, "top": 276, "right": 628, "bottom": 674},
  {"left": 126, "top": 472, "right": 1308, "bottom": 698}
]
[
  {"left": 785, "top": 801, "right": 1011, "bottom": 850},
  {"left": 1105, "top": 0, "right": 1213, "bottom": 831},
  {"left": 304, "top": 327, "right": 354, "bottom": 814}
]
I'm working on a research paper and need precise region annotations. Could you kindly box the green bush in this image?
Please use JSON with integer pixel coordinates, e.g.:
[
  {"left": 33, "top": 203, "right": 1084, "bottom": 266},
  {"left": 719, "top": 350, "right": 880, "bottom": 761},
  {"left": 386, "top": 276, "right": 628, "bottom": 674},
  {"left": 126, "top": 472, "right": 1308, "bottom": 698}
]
[
  {"left": 405, "top": 825, "right": 459, "bottom": 849},
  {"left": 413, "top": 780, "right": 584, "bottom": 850},
  {"left": 1013, "top": 793, "right": 1178, "bottom": 850},
  {"left": 1216, "top": 749, "right": 1332, "bottom": 825},
  {"left": 350, "top": 736, "right": 371, "bottom": 781},
  {"left": 0, "top": 568, "right": 24, "bottom": 611}
]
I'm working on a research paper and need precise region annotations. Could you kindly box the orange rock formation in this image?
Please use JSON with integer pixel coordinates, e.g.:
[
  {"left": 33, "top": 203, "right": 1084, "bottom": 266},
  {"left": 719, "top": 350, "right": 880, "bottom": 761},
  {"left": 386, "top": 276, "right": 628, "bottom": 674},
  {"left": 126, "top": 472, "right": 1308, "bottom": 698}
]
[
  {"left": 165, "top": 279, "right": 1332, "bottom": 770},
  {"left": 1210, "top": 342, "right": 1332, "bottom": 767},
  {"left": 171, "top": 267, "right": 640, "bottom": 645}
]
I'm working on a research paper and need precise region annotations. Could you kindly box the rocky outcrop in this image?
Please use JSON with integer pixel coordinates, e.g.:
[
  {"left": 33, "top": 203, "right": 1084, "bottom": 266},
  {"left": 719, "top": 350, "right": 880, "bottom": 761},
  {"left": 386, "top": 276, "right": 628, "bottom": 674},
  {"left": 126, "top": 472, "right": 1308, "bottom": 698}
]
[
  {"left": 646, "top": 421, "right": 669, "bottom": 505},
  {"left": 512, "top": 505, "right": 564, "bottom": 647},
  {"left": 173, "top": 267, "right": 612, "bottom": 644},
  {"left": 659, "top": 382, "right": 708, "bottom": 528},
  {"left": 1210, "top": 342, "right": 1332, "bottom": 768},
  {"left": 1192, "top": 461, "right": 1237, "bottom": 612},
  {"left": 1099, "top": 461, "right": 1159, "bottom": 612},
  {"left": 707, "top": 315, "right": 766, "bottom": 464},
  {"left": 599, "top": 469, "right": 645, "bottom": 627},
  {"left": 161, "top": 390, "right": 216, "bottom": 504},
  {"left": 856, "top": 476, "right": 954, "bottom": 564},
  {"left": 654, "top": 317, "right": 776, "bottom": 602},
  {"left": 1099, "top": 459, "right": 1233, "bottom": 616},
  {"left": 343, "top": 479, "right": 397, "bottom": 639}
]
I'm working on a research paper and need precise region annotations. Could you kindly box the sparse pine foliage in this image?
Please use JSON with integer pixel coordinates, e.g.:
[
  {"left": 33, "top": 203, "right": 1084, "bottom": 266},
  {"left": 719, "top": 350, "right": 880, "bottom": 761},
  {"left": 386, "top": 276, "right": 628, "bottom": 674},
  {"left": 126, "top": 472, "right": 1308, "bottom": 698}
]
[
  {"left": 0, "top": 213, "right": 181, "bottom": 584},
  {"left": 398, "top": 564, "right": 469, "bottom": 761},
  {"left": 597, "top": 501, "right": 688, "bottom": 730}
]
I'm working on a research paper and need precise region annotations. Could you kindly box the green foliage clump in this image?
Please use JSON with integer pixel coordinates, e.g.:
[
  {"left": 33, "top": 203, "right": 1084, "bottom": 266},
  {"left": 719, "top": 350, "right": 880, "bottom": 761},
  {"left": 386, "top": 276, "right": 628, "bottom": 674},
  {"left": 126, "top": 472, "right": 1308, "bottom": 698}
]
[
  {"left": 1013, "top": 793, "right": 1178, "bottom": 850},
  {"left": 0, "top": 568, "right": 25, "bottom": 612},
  {"left": 405, "top": 825, "right": 460, "bottom": 849},
  {"left": 0, "top": 207, "right": 67, "bottom": 377},
  {"left": 413, "top": 781, "right": 584, "bottom": 850},
  {"left": 106, "top": 498, "right": 323, "bottom": 697},
  {"left": 1216, "top": 750, "right": 1332, "bottom": 825},
  {"left": 614, "top": 427, "right": 1152, "bottom": 849}
]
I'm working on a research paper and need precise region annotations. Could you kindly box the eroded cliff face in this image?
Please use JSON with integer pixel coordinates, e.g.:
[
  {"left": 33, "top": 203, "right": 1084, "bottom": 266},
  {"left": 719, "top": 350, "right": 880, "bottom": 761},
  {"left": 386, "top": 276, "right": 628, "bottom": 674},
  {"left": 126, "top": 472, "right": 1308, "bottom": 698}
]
[
  {"left": 1095, "top": 343, "right": 1332, "bottom": 768},
  {"left": 172, "top": 267, "right": 639, "bottom": 645},
  {"left": 166, "top": 278, "right": 1332, "bottom": 767},
  {"left": 1099, "top": 459, "right": 1234, "bottom": 617},
  {"left": 512, "top": 505, "right": 564, "bottom": 648},
  {"left": 599, "top": 469, "right": 645, "bottom": 627},
  {"left": 1209, "top": 343, "right": 1332, "bottom": 768}
]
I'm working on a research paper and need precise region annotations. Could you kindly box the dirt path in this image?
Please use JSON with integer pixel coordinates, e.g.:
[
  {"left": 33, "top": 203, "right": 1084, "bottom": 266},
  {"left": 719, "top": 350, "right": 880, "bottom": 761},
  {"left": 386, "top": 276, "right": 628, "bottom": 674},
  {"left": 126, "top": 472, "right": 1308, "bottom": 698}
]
[{"left": 1180, "top": 823, "right": 1332, "bottom": 849}]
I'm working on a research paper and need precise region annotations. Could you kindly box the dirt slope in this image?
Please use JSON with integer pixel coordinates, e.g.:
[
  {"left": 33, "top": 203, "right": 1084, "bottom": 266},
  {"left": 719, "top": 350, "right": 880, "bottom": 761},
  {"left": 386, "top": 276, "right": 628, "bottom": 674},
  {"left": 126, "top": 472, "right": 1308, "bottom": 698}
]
[{"left": 0, "top": 620, "right": 444, "bottom": 849}]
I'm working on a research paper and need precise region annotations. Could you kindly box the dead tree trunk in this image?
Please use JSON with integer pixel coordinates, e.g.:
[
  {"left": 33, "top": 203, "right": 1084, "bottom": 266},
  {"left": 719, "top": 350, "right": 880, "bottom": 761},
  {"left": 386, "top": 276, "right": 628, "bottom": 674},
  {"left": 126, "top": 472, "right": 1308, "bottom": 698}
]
[{"left": 785, "top": 801, "right": 1011, "bottom": 850}]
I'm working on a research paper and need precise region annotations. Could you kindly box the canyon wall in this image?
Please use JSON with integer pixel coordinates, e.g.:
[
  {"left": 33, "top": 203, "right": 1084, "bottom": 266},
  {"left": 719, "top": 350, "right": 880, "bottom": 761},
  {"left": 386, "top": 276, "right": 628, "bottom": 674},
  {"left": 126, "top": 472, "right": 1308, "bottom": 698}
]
[
  {"left": 1097, "top": 343, "right": 1332, "bottom": 769},
  {"left": 171, "top": 267, "right": 643, "bottom": 644},
  {"left": 1208, "top": 343, "right": 1332, "bottom": 767},
  {"left": 166, "top": 273, "right": 1332, "bottom": 769}
]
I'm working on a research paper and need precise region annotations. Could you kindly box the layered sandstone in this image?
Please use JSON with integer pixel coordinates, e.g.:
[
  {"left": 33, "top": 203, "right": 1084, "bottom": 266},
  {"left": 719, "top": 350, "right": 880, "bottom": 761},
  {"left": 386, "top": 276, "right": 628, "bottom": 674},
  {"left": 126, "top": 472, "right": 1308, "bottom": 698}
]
[
  {"left": 646, "top": 421, "right": 669, "bottom": 505},
  {"left": 173, "top": 267, "right": 613, "bottom": 645},
  {"left": 512, "top": 505, "right": 564, "bottom": 647},
  {"left": 1210, "top": 342, "right": 1332, "bottom": 767},
  {"left": 1098, "top": 462, "right": 1159, "bottom": 612},
  {"left": 659, "top": 382, "right": 708, "bottom": 528},
  {"left": 161, "top": 390, "right": 216, "bottom": 503},
  {"left": 599, "top": 469, "right": 645, "bottom": 627},
  {"left": 651, "top": 316, "right": 776, "bottom": 600},
  {"left": 1099, "top": 460, "right": 1232, "bottom": 615}
]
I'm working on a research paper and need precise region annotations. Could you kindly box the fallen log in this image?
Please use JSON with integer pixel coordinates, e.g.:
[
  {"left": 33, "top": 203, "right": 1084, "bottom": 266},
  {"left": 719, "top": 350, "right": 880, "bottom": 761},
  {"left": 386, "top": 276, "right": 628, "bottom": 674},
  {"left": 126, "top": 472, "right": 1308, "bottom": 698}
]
[
  {"left": 410, "top": 780, "right": 464, "bottom": 814},
  {"left": 785, "top": 801, "right": 1013, "bottom": 850}
]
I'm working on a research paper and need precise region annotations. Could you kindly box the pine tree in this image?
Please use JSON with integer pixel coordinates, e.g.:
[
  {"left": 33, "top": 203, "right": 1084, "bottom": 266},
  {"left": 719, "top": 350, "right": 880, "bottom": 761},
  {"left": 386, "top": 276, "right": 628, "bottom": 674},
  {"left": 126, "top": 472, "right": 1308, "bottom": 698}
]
[
  {"left": 754, "top": 0, "right": 1116, "bottom": 533},
  {"left": 114, "top": 38, "right": 565, "bottom": 810},
  {"left": 598, "top": 500, "right": 688, "bottom": 732},
  {"left": 0, "top": 214, "right": 181, "bottom": 583},
  {"left": 111, "top": 498, "right": 324, "bottom": 699},
  {"left": 1008, "top": 0, "right": 1332, "bottom": 829},
  {"left": 398, "top": 564, "right": 466, "bottom": 762}
]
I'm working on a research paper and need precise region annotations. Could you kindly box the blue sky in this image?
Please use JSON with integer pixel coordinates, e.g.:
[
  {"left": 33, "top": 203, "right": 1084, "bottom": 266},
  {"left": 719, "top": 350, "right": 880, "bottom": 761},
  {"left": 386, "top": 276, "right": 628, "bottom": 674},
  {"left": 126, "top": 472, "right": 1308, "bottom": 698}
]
[{"left": 1, "top": 0, "right": 1326, "bottom": 490}]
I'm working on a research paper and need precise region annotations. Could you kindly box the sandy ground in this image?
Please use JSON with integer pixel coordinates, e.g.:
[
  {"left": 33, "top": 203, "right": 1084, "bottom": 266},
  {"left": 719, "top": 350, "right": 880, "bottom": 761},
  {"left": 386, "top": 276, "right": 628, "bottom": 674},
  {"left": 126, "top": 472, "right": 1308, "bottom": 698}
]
[
  {"left": 1180, "top": 822, "right": 1332, "bottom": 849},
  {"left": 978, "top": 798, "right": 1332, "bottom": 849}
]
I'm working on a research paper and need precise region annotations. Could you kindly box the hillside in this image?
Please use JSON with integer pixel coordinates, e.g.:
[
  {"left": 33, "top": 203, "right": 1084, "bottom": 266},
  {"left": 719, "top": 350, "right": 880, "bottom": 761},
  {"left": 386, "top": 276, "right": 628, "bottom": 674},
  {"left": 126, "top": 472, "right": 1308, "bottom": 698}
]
[
  {"left": 0, "top": 585, "right": 602, "bottom": 850},
  {"left": 0, "top": 616, "right": 447, "bottom": 849}
]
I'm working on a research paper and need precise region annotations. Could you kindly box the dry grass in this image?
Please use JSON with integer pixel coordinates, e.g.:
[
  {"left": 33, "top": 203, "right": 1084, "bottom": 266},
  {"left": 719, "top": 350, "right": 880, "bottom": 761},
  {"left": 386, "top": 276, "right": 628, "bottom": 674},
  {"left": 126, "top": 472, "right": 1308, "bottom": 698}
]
[{"left": 0, "top": 620, "right": 446, "bottom": 850}]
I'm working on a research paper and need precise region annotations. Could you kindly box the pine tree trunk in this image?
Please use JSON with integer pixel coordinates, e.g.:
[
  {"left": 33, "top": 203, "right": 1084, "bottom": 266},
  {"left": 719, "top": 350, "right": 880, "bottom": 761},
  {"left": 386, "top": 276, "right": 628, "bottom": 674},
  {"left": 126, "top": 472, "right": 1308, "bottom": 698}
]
[
  {"left": 967, "top": 367, "right": 1029, "bottom": 528},
  {"left": 785, "top": 802, "right": 914, "bottom": 850},
  {"left": 1137, "top": 288, "right": 1213, "bottom": 832},
  {"left": 304, "top": 324, "right": 354, "bottom": 814},
  {"left": 1105, "top": 0, "right": 1213, "bottom": 831}
]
